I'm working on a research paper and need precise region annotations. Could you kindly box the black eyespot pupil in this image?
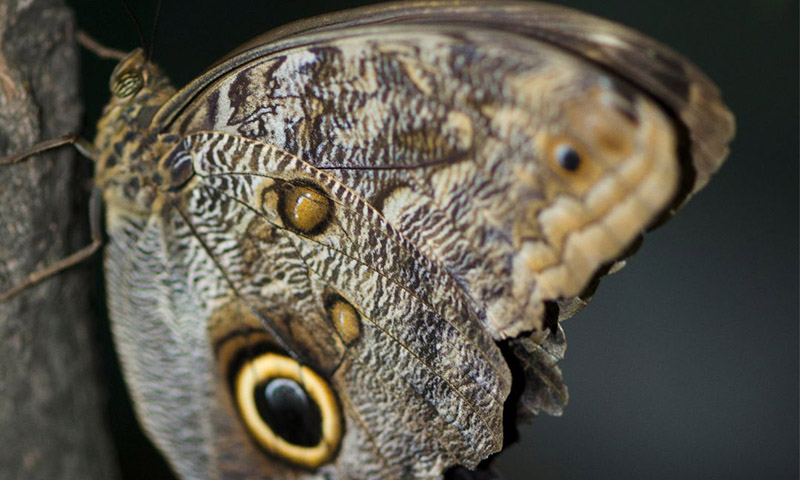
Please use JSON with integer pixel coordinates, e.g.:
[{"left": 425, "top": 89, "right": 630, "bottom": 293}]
[
  {"left": 255, "top": 378, "right": 322, "bottom": 447},
  {"left": 556, "top": 145, "right": 581, "bottom": 172}
]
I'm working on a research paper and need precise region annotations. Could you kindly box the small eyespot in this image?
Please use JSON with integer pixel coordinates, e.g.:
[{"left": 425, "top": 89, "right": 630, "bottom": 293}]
[
  {"left": 112, "top": 69, "right": 144, "bottom": 98},
  {"left": 159, "top": 150, "right": 194, "bottom": 191},
  {"left": 555, "top": 143, "right": 582, "bottom": 172},
  {"left": 327, "top": 296, "right": 361, "bottom": 345},
  {"left": 234, "top": 352, "right": 341, "bottom": 468},
  {"left": 278, "top": 183, "right": 332, "bottom": 234}
]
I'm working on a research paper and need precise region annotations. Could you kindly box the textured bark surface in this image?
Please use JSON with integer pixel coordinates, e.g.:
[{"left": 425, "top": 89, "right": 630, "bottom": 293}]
[{"left": 0, "top": 0, "right": 119, "bottom": 478}]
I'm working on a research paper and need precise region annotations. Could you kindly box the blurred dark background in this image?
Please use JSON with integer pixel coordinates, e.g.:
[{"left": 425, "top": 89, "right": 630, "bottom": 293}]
[{"left": 66, "top": 0, "right": 798, "bottom": 479}]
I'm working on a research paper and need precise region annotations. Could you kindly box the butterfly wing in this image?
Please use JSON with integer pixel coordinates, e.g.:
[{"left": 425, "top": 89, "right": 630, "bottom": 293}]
[
  {"left": 163, "top": 22, "right": 698, "bottom": 339},
  {"left": 102, "top": 2, "right": 733, "bottom": 479},
  {"left": 165, "top": 131, "right": 510, "bottom": 478},
  {"left": 157, "top": 0, "right": 733, "bottom": 202}
]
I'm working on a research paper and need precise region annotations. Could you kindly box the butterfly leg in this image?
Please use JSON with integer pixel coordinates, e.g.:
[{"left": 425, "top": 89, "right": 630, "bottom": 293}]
[
  {"left": 0, "top": 134, "right": 97, "bottom": 165},
  {"left": 0, "top": 188, "right": 103, "bottom": 303}
]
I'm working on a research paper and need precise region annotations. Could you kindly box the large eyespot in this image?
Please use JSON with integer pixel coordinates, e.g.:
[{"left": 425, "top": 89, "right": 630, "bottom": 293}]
[
  {"left": 112, "top": 69, "right": 144, "bottom": 98},
  {"left": 277, "top": 182, "right": 332, "bottom": 235},
  {"left": 234, "top": 352, "right": 341, "bottom": 469}
]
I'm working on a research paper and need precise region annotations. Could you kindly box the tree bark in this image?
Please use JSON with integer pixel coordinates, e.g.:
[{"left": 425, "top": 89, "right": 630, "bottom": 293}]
[{"left": 0, "top": 0, "right": 119, "bottom": 478}]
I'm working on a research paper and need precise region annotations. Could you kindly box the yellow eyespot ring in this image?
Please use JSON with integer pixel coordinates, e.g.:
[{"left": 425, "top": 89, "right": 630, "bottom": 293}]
[{"left": 234, "top": 353, "right": 341, "bottom": 469}]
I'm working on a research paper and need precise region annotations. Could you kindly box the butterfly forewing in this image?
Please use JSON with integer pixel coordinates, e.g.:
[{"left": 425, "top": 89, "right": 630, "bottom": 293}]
[
  {"left": 177, "top": 131, "right": 509, "bottom": 473},
  {"left": 167, "top": 27, "right": 682, "bottom": 340}
]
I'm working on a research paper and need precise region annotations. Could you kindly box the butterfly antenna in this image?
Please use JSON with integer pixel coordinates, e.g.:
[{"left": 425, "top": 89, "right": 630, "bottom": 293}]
[
  {"left": 119, "top": 0, "right": 148, "bottom": 54},
  {"left": 77, "top": 31, "right": 127, "bottom": 61},
  {"left": 147, "top": 0, "right": 164, "bottom": 61}
]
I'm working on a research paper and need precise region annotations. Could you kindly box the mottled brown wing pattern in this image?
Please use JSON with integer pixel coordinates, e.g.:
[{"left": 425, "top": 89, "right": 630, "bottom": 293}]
[
  {"left": 172, "top": 30, "right": 681, "bottom": 340},
  {"left": 166, "top": 132, "right": 511, "bottom": 477},
  {"left": 159, "top": 0, "right": 732, "bottom": 202},
  {"left": 87, "top": 2, "right": 734, "bottom": 479}
]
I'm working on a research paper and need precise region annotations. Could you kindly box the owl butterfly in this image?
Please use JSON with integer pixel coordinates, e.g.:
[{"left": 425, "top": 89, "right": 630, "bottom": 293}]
[{"left": 4, "top": 1, "right": 733, "bottom": 479}]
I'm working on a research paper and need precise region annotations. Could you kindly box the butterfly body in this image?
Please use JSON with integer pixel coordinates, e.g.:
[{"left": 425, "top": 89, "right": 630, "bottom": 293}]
[{"left": 89, "top": 2, "right": 733, "bottom": 479}]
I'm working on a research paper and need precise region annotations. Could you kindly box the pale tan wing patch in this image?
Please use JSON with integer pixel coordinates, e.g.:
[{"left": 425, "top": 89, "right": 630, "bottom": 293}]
[{"left": 521, "top": 90, "right": 679, "bottom": 306}]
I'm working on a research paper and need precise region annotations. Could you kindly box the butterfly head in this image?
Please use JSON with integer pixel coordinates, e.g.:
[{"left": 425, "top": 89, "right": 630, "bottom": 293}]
[{"left": 93, "top": 49, "right": 178, "bottom": 213}]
